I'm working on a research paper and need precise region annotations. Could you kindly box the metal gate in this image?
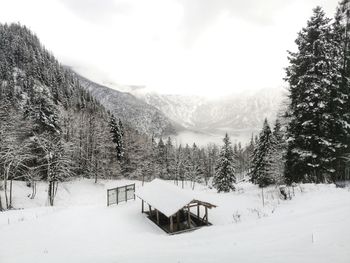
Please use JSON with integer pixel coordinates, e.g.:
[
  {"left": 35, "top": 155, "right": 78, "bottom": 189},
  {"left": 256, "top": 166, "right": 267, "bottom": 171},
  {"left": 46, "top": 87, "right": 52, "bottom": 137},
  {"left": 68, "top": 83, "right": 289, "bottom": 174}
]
[{"left": 107, "top": 183, "right": 135, "bottom": 206}]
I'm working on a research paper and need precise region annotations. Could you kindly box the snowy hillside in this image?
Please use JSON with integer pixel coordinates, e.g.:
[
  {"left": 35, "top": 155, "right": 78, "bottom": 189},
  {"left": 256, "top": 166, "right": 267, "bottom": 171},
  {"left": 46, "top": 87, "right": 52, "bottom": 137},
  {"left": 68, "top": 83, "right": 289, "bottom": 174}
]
[
  {"left": 133, "top": 88, "right": 286, "bottom": 135},
  {"left": 1, "top": 179, "right": 349, "bottom": 263},
  {"left": 76, "top": 74, "right": 179, "bottom": 137}
]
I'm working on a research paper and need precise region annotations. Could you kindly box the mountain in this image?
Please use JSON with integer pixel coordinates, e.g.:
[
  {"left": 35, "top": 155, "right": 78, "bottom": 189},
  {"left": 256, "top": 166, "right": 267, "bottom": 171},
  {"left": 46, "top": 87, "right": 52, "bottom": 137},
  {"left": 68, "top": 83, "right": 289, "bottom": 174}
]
[
  {"left": 75, "top": 74, "right": 178, "bottom": 137},
  {"left": 132, "top": 88, "right": 286, "bottom": 135}
]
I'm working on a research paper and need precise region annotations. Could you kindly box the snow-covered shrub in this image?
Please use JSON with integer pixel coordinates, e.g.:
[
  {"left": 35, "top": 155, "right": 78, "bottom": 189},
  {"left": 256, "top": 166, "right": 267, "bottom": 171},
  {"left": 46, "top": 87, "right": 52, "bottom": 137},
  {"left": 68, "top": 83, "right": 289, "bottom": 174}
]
[{"left": 232, "top": 211, "right": 241, "bottom": 223}]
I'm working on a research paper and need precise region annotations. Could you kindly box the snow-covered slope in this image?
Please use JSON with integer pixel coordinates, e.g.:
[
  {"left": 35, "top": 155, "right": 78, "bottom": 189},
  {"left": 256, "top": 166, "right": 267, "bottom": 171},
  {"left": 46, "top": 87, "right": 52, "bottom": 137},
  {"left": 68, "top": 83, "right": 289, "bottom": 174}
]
[
  {"left": 1, "top": 179, "right": 349, "bottom": 263},
  {"left": 136, "top": 92, "right": 205, "bottom": 128},
  {"left": 133, "top": 88, "right": 286, "bottom": 134},
  {"left": 76, "top": 74, "right": 180, "bottom": 136}
]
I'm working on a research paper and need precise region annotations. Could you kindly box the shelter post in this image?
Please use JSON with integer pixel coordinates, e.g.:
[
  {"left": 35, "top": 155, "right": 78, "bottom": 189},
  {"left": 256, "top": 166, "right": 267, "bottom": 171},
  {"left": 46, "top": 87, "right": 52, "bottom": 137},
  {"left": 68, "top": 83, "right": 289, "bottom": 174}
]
[
  {"left": 187, "top": 205, "right": 191, "bottom": 228},
  {"left": 170, "top": 216, "right": 174, "bottom": 233}
]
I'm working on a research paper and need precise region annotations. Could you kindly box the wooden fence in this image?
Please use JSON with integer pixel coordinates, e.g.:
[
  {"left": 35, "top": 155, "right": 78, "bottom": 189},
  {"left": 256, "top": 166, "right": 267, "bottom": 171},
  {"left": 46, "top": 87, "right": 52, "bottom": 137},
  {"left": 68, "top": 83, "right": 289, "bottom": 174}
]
[{"left": 107, "top": 183, "right": 135, "bottom": 206}]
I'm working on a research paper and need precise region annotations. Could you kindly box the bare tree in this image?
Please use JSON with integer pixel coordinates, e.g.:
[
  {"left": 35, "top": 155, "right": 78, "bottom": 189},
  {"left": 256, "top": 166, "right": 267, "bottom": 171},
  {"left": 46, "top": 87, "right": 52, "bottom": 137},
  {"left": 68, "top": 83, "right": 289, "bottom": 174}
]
[{"left": 33, "top": 133, "right": 74, "bottom": 206}]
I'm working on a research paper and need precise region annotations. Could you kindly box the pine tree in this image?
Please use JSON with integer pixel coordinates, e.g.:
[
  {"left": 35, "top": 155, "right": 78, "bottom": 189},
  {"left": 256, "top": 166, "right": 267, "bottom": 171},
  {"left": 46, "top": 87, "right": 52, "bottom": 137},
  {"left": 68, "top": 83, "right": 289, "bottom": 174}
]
[
  {"left": 250, "top": 119, "right": 274, "bottom": 187},
  {"left": 331, "top": 1, "right": 350, "bottom": 180},
  {"left": 268, "top": 118, "right": 287, "bottom": 184},
  {"left": 285, "top": 7, "right": 347, "bottom": 183},
  {"left": 165, "top": 137, "right": 176, "bottom": 179},
  {"left": 189, "top": 143, "right": 204, "bottom": 189},
  {"left": 110, "top": 115, "right": 124, "bottom": 161},
  {"left": 156, "top": 138, "right": 167, "bottom": 178},
  {"left": 213, "top": 133, "right": 236, "bottom": 192},
  {"left": 245, "top": 134, "right": 255, "bottom": 174}
]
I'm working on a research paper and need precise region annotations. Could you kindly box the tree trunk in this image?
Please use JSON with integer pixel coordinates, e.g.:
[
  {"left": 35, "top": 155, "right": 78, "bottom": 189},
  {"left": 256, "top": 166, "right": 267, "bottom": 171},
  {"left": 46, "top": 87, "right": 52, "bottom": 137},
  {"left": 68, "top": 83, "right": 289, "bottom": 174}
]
[
  {"left": 9, "top": 179, "right": 12, "bottom": 209},
  {"left": 0, "top": 191, "right": 3, "bottom": 211},
  {"left": 4, "top": 178, "right": 8, "bottom": 209},
  {"left": 261, "top": 187, "right": 265, "bottom": 207},
  {"left": 48, "top": 180, "right": 52, "bottom": 206},
  {"left": 30, "top": 181, "right": 36, "bottom": 199}
]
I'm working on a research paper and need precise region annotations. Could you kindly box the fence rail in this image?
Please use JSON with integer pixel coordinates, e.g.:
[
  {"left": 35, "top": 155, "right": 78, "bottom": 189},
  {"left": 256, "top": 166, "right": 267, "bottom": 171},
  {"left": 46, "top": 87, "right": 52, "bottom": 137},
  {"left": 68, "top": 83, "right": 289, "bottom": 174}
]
[{"left": 107, "top": 183, "right": 135, "bottom": 206}]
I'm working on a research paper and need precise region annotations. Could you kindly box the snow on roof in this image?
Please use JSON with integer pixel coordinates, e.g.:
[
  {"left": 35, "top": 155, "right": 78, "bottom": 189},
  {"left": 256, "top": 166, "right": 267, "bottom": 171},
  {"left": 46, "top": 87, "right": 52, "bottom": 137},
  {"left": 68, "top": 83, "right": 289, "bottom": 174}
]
[{"left": 135, "top": 179, "right": 196, "bottom": 217}]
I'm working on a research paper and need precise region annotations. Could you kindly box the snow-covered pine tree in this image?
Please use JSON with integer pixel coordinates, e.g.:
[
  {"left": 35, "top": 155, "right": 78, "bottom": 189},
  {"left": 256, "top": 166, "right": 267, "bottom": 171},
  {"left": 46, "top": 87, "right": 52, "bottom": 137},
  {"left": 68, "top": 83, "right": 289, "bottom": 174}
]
[
  {"left": 250, "top": 119, "right": 274, "bottom": 187},
  {"left": 165, "top": 137, "right": 176, "bottom": 180},
  {"left": 110, "top": 115, "right": 124, "bottom": 161},
  {"left": 268, "top": 118, "right": 287, "bottom": 185},
  {"left": 156, "top": 138, "right": 167, "bottom": 178},
  {"left": 285, "top": 7, "right": 346, "bottom": 183},
  {"left": 189, "top": 143, "right": 204, "bottom": 189},
  {"left": 245, "top": 135, "right": 255, "bottom": 174},
  {"left": 330, "top": 1, "right": 350, "bottom": 180},
  {"left": 213, "top": 133, "right": 236, "bottom": 192}
]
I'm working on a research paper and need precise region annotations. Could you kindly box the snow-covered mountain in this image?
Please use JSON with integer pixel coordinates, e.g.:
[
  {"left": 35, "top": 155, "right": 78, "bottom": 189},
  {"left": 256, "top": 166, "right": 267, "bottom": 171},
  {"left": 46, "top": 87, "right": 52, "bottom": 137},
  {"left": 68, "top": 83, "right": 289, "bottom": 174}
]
[
  {"left": 79, "top": 73, "right": 286, "bottom": 143},
  {"left": 132, "top": 88, "right": 286, "bottom": 134},
  {"left": 76, "top": 74, "right": 179, "bottom": 136}
]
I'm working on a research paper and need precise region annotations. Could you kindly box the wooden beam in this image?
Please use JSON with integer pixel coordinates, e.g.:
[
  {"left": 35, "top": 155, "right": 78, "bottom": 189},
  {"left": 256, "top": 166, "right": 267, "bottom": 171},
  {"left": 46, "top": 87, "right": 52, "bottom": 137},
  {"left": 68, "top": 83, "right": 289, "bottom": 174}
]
[
  {"left": 187, "top": 205, "right": 191, "bottom": 228},
  {"left": 187, "top": 203, "right": 214, "bottom": 209},
  {"left": 177, "top": 211, "right": 180, "bottom": 231},
  {"left": 107, "top": 190, "right": 109, "bottom": 206},
  {"left": 190, "top": 200, "right": 217, "bottom": 208},
  {"left": 170, "top": 216, "right": 173, "bottom": 233},
  {"left": 205, "top": 206, "right": 208, "bottom": 225}
]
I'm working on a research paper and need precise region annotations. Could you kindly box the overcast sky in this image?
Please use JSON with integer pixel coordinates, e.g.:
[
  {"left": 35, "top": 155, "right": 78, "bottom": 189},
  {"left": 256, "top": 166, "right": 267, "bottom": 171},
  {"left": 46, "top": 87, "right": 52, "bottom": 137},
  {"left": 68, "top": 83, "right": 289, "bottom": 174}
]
[{"left": 0, "top": 0, "right": 340, "bottom": 97}]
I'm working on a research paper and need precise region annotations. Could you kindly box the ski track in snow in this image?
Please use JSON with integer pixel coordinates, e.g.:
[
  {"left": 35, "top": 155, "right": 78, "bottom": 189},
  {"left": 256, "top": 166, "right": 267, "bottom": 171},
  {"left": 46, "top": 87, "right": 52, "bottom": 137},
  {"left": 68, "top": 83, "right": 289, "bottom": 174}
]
[{"left": 0, "top": 180, "right": 349, "bottom": 263}]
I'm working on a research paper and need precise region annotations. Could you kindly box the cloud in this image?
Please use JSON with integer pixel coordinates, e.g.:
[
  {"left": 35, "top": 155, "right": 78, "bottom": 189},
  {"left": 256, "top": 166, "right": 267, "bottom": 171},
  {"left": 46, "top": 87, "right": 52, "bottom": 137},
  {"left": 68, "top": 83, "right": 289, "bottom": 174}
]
[
  {"left": 0, "top": 0, "right": 340, "bottom": 97},
  {"left": 177, "top": 0, "right": 338, "bottom": 46},
  {"left": 177, "top": 0, "right": 292, "bottom": 45},
  {"left": 59, "top": 0, "right": 131, "bottom": 23}
]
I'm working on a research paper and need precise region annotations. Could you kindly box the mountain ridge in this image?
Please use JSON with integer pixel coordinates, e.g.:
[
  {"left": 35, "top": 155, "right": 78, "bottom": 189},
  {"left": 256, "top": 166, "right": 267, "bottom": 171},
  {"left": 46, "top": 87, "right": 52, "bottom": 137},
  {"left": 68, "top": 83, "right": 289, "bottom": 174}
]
[{"left": 75, "top": 73, "right": 180, "bottom": 137}]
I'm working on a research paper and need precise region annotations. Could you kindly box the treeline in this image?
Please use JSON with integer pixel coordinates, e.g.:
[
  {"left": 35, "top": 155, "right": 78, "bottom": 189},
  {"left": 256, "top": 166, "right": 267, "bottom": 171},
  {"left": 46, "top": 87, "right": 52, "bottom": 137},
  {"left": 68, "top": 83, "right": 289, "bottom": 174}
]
[{"left": 124, "top": 135, "right": 254, "bottom": 188}]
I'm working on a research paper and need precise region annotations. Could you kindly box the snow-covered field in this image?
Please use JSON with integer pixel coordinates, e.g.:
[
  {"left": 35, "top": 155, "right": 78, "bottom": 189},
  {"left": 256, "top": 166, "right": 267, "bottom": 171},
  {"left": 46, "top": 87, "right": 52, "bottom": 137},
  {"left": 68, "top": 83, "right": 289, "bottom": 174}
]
[{"left": 0, "top": 179, "right": 349, "bottom": 263}]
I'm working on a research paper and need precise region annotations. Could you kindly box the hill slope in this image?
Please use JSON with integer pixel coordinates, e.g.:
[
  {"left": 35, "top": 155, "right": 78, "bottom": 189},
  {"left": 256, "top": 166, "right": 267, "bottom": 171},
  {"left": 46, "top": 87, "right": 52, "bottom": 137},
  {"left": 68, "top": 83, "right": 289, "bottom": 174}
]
[
  {"left": 133, "top": 88, "right": 286, "bottom": 134},
  {"left": 76, "top": 74, "right": 179, "bottom": 137}
]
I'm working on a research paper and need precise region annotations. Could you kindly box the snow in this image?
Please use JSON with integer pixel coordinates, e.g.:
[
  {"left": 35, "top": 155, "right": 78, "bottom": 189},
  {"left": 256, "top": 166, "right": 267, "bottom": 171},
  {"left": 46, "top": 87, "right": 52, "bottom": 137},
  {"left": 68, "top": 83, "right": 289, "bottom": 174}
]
[
  {"left": 135, "top": 179, "right": 197, "bottom": 217},
  {"left": 0, "top": 180, "right": 350, "bottom": 263}
]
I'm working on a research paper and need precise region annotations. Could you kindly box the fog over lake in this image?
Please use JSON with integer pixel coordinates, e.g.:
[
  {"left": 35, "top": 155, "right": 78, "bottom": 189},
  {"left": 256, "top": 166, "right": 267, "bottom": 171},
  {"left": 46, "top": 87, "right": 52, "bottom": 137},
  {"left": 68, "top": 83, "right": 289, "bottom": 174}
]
[{"left": 172, "top": 129, "right": 257, "bottom": 147}]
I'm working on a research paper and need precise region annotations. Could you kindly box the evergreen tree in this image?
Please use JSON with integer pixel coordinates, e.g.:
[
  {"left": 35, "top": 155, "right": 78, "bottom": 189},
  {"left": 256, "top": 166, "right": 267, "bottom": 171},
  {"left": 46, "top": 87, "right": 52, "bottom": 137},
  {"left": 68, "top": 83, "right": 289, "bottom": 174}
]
[
  {"left": 268, "top": 118, "right": 287, "bottom": 184},
  {"left": 213, "top": 133, "right": 236, "bottom": 192},
  {"left": 110, "top": 115, "right": 124, "bottom": 161},
  {"left": 251, "top": 119, "right": 274, "bottom": 187},
  {"left": 331, "top": 1, "right": 350, "bottom": 180},
  {"left": 165, "top": 137, "right": 176, "bottom": 179},
  {"left": 285, "top": 7, "right": 347, "bottom": 183},
  {"left": 245, "top": 134, "right": 255, "bottom": 174}
]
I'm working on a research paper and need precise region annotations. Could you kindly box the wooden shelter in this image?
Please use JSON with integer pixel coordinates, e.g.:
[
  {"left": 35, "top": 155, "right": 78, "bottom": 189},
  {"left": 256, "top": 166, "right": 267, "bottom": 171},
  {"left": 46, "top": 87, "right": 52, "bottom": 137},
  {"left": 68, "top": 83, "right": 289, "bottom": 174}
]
[{"left": 135, "top": 179, "right": 216, "bottom": 234}]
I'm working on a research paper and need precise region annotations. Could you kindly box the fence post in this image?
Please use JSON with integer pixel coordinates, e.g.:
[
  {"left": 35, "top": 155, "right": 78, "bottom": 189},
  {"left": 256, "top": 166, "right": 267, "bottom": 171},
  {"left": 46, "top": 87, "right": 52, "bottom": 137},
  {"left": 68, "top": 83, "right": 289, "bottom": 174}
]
[
  {"left": 116, "top": 188, "right": 119, "bottom": 205},
  {"left": 107, "top": 189, "right": 109, "bottom": 206},
  {"left": 125, "top": 185, "right": 127, "bottom": 202},
  {"left": 133, "top": 184, "right": 135, "bottom": 200}
]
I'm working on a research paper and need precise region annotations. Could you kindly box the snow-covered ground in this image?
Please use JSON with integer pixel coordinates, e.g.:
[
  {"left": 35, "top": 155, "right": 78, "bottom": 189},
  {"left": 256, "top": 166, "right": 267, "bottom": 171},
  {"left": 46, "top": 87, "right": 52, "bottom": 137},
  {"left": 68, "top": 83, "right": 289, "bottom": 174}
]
[{"left": 0, "top": 179, "right": 349, "bottom": 263}]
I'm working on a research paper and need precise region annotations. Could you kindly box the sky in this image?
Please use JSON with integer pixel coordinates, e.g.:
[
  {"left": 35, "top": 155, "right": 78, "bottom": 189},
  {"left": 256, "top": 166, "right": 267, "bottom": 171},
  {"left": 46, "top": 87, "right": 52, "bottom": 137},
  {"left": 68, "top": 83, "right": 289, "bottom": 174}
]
[{"left": 0, "top": 0, "right": 340, "bottom": 97}]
